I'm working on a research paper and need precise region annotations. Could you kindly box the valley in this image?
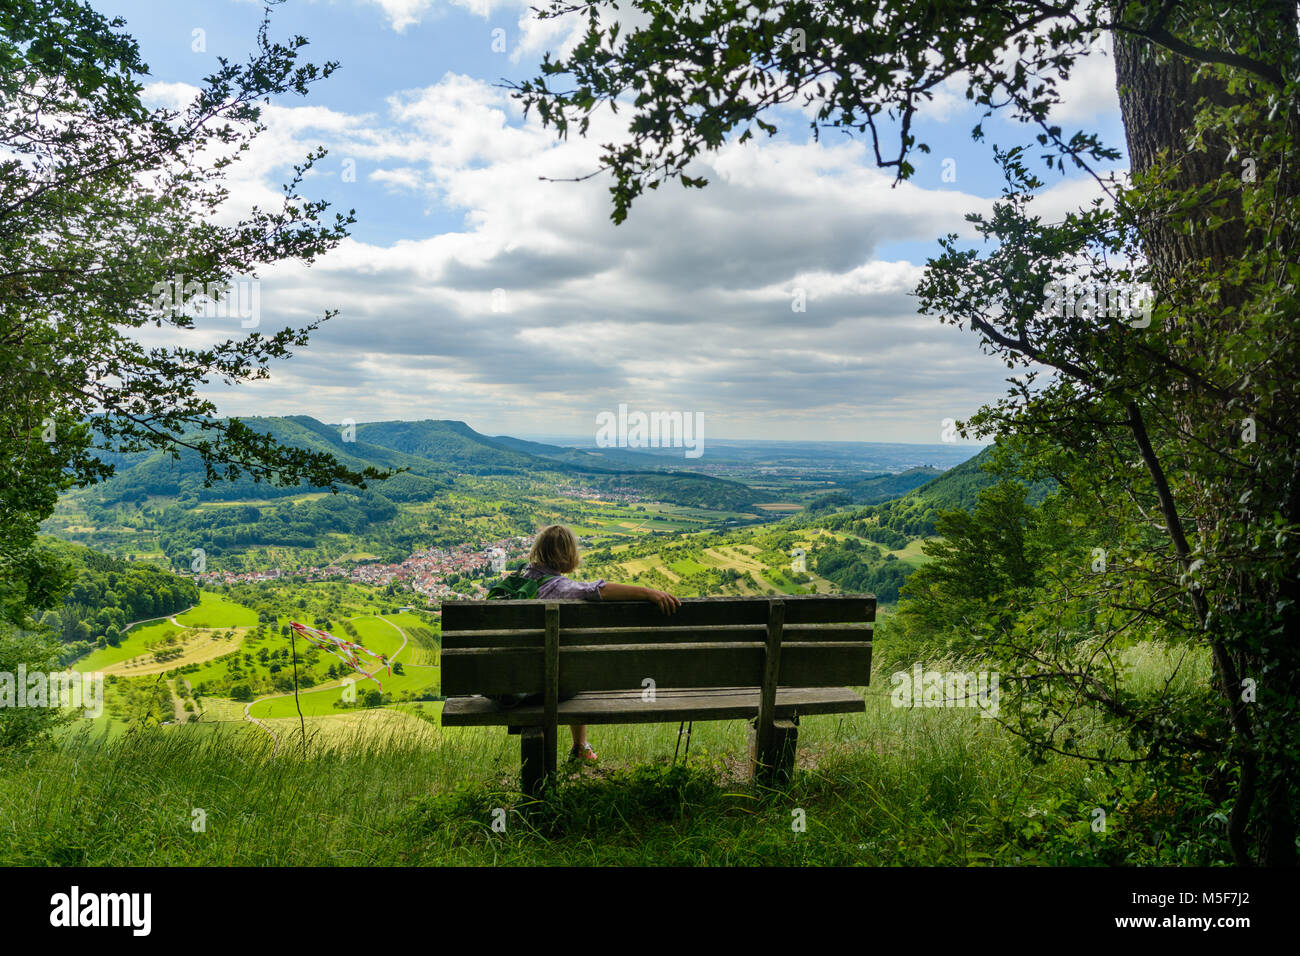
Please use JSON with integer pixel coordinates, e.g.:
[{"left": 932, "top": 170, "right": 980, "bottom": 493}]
[{"left": 41, "top": 418, "right": 989, "bottom": 742}]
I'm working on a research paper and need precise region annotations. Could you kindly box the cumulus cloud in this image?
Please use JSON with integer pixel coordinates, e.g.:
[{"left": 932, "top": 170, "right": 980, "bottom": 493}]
[{"left": 149, "top": 63, "right": 1085, "bottom": 442}]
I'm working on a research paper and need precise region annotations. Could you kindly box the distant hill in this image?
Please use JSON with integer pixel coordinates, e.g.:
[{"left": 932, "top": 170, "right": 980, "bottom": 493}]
[
  {"left": 860, "top": 446, "right": 1055, "bottom": 536},
  {"left": 608, "top": 470, "right": 766, "bottom": 511},
  {"left": 907, "top": 447, "right": 999, "bottom": 511},
  {"left": 80, "top": 415, "right": 452, "bottom": 504},
  {"left": 806, "top": 467, "right": 945, "bottom": 511},
  {"left": 804, "top": 446, "right": 1055, "bottom": 539},
  {"left": 356, "top": 420, "right": 546, "bottom": 474},
  {"left": 908, "top": 446, "right": 1052, "bottom": 509},
  {"left": 497, "top": 434, "right": 984, "bottom": 474},
  {"left": 74, "top": 416, "right": 771, "bottom": 511},
  {"left": 487, "top": 432, "right": 640, "bottom": 470}
]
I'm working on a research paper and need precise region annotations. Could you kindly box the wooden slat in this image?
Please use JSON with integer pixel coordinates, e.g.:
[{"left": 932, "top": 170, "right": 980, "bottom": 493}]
[
  {"left": 543, "top": 603, "right": 559, "bottom": 778},
  {"left": 441, "top": 594, "right": 875, "bottom": 632},
  {"left": 754, "top": 600, "right": 785, "bottom": 775},
  {"left": 442, "top": 623, "right": 873, "bottom": 649},
  {"left": 554, "top": 686, "right": 793, "bottom": 700},
  {"left": 441, "top": 686, "right": 866, "bottom": 726},
  {"left": 440, "top": 640, "right": 870, "bottom": 696}
]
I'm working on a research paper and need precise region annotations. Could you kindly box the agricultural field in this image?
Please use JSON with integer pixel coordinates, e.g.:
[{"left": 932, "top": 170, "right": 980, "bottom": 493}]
[
  {"left": 592, "top": 533, "right": 840, "bottom": 597},
  {"left": 99, "top": 627, "right": 246, "bottom": 678},
  {"left": 175, "top": 592, "right": 260, "bottom": 628},
  {"left": 547, "top": 498, "right": 759, "bottom": 538},
  {"left": 882, "top": 536, "right": 936, "bottom": 565},
  {"left": 193, "top": 492, "right": 332, "bottom": 510},
  {"left": 247, "top": 661, "right": 440, "bottom": 718},
  {"left": 75, "top": 619, "right": 185, "bottom": 671},
  {"left": 363, "top": 610, "right": 443, "bottom": 665},
  {"left": 58, "top": 581, "right": 444, "bottom": 750},
  {"left": 52, "top": 501, "right": 928, "bottom": 751}
]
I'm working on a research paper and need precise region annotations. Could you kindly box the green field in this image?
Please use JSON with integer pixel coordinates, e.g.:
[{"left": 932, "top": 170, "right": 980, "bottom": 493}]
[
  {"left": 246, "top": 665, "right": 440, "bottom": 718},
  {"left": 75, "top": 619, "right": 186, "bottom": 671},
  {"left": 63, "top": 516, "right": 912, "bottom": 740},
  {"left": 6, "top": 642, "right": 1219, "bottom": 866},
  {"left": 176, "top": 592, "right": 260, "bottom": 628},
  {"left": 236, "top": 611, "right": 439, "bottom": 719},
  {"left": 181, "top": 645, "right": 254, "bottom": 689},
  {"left": 884, "top": 536, "right": 936, "bottom": 565},
  {"left": 386, "top": 611, "right": 441, "bottom": 665},
  {"left": 73, "top": 593, "right": 262, "bottom": 675}
]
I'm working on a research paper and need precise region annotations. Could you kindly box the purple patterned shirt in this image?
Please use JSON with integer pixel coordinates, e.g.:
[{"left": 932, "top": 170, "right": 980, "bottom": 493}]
[{"left": 523, "top": 563, "right": 606, "bottom": 600}]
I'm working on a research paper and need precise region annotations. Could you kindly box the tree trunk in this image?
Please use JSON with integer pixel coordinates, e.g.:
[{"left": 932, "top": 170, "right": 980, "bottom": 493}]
[{"left": 1111, "top": 1, "right": 1300, "bottom": 866}]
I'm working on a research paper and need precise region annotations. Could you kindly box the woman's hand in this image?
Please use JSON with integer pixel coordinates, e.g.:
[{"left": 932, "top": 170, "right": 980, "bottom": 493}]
[
  {"left": 645, "top": 588, "right": 681, "bottom": 615},
  {"left": 598, "top": 581, "right": 682, "bottom": 614}
]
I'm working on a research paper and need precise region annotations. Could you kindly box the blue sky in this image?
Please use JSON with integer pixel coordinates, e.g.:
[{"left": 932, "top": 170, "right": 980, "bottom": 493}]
[{"left": 95, "top": 0, "right": 1129, "bottom": 443}]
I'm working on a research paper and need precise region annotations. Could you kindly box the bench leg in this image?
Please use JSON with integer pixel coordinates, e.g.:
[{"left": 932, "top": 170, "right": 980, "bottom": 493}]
[
  {"left": 752, "top": 717, "right": 799, "bottom": 788},
  {"left": 543, "top": 721, "right": 558, "bottom": 780},
  {"left": 520, "top": 726, "right": 546, "bottom": 797}
]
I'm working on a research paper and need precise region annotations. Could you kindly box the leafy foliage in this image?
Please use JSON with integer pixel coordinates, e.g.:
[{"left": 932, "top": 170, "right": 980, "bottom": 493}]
[
  {"left": 513, "top": 0, "right": 1300, "bottom": 864},
  {"left": 1, "top": 1, "right": 385, "bottom": 650},
  {"left": 36, "top": 540, "right": 199, "bottom": 662}
]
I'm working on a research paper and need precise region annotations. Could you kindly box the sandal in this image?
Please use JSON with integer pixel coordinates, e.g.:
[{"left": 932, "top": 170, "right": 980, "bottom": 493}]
[{"left": 568, "top": 742, "right": 599, "bottom": 763}]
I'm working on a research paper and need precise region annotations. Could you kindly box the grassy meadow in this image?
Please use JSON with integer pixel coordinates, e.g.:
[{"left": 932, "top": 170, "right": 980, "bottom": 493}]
[
  {"left": 15, "top": 524, "right": 1228, "bottom": 866},
  {"left": 0, "top": 645, "right": 1224, "bottom": 866}
]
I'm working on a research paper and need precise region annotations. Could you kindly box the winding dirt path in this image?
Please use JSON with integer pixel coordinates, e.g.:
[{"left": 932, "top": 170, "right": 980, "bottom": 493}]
[
  {"left": 244, "top": 699, "right": 281, "bottom": 751},
  {"left": 121, "top": 605, "right": 196, "bottom": 633}
]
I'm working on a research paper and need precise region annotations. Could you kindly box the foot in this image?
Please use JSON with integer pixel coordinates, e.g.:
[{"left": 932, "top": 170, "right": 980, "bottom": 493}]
[{"left": 568, "top": 742, "right": 598, "bottom": 763}]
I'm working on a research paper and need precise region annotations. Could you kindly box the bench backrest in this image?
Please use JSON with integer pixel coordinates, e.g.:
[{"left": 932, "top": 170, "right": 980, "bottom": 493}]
[{"left": 440, "top": 595, "right": 874, "bottom": 698}]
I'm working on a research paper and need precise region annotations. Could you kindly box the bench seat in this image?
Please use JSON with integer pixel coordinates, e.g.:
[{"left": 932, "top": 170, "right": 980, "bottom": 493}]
[
  {"left": 441, "top": 685, "right": 866, "bottom": 727},
  {"left": 439, "top": 595, "right": 875, "bottom": 791}
]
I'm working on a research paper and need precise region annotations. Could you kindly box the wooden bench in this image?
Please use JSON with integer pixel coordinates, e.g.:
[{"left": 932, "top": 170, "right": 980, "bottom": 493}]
[{"left": 439, "top": 594, "right": 874, "bottom": 794}]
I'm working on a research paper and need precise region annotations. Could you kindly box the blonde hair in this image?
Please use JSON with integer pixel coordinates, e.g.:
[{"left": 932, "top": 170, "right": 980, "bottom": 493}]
[{"left": 530, "top": 524, "right": 580, "bottom": 573}]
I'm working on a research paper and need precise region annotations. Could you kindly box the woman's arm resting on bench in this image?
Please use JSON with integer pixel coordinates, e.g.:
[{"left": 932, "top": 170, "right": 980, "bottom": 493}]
[{"left": 597, "top": 582, "right": 681, "bottom": 615}]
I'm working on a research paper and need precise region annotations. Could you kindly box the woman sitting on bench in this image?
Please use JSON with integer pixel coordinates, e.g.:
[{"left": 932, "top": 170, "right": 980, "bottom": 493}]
[{"left": 522, "top": 524, "right": 680, "bottom": 763}]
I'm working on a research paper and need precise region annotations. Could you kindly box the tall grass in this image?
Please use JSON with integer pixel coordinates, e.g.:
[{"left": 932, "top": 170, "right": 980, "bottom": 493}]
[{"left": 0, "top": 648, "right": 1227, "bottom": 865}]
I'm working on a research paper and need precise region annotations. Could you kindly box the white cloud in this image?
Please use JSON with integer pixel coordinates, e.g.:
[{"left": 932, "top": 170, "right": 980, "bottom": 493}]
[
  {"left": 1051, "top": 32, "right": 1120, "bottom": 123},
  {"left": 152, "top": 70, "right": 1071, "bottom": 441},
  {"left": 360, "top": 0, "right": 528, "bottom": 32}
]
